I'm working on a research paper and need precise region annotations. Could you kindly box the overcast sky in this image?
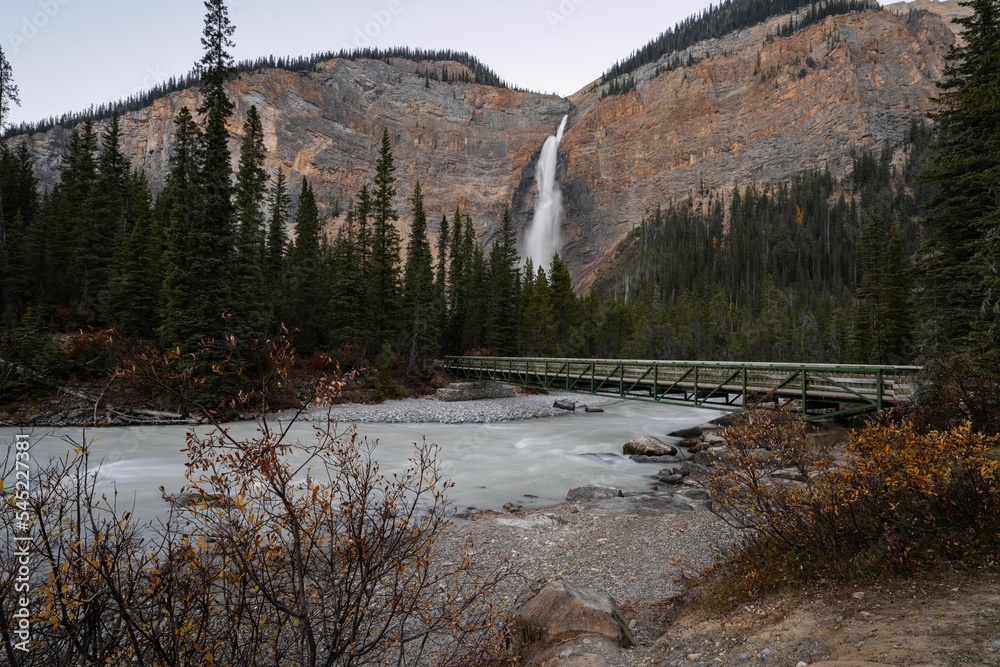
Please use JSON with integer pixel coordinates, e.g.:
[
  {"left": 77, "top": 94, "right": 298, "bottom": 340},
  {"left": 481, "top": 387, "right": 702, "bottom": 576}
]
[{"left": 3, "top": 0, "right": 904, "bottom": 127}]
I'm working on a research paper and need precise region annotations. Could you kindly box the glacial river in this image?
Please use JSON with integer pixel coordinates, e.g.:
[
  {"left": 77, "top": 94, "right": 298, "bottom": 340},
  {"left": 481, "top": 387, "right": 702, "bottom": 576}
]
[{"left": 1, "top": 400, "right": 720, "bottom": 519}]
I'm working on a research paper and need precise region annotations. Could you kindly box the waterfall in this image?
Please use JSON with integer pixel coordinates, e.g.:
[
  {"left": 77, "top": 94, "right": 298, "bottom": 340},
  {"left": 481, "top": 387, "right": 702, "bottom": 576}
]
[{"left": 523, "top": 115, "right": 568, "bottom": 271}]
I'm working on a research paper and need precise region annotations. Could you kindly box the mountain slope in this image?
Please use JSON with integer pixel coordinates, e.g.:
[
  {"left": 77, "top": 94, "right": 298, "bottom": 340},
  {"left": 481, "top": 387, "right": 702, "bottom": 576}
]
[{"left": 9, "top": 2, "right": 966, "bottom": 288}]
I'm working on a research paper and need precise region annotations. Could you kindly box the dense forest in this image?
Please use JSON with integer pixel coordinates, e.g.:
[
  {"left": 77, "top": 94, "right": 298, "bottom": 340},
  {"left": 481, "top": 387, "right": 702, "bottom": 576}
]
[
  {"left": 591, "top": 123, "right": 931, "bottom": 364},
  {"left": 600, "top": 0, "right": 879, "bottom": 95},
  {"left": 1, "top": 0, "right": 998, "bottom": 413}
]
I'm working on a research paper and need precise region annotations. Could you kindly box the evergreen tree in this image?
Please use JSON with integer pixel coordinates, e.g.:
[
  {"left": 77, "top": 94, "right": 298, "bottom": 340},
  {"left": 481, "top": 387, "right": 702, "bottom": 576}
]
[
  {"left": 519, "top": 263, "right": 555, "bottom": 356},
  {"left": 548, "top": 253, "right": 579, "bottom": 356},
  {"left": 920, "top": 0, "right": 1000, "bottom": 350},
  {"left": 464, "top": 234, "right": 488, "bottom": 352},
  {"left": 434, "top": 213, "right": 449, "bottom": 350},
  {"left": 328, "top": 200, "right": 366, "bottom": 351},
  {"left": 0, "top": 43, "right": 19, "bottom": 246},
  {"left": 107, "top": 170, "right": 160, "bottom": 336},
  {"left": 285, "top": 177, "right": 325, "bottom": 352},
  {"left": 445, "top": 208, "right": 465, "bottom": 353},
  {"left": 264, "top": 170, "right": 289, "bottom": 290},
  {"left": 195, "top": 0, "right": 238, "bottom": 329},
  {"left": 234, "top": 105, "right": 269, "bottom": 318},
  {"left": 402, "top": 182, "right": 439, "bottom": 368},
  {"left": 368, "top": 129, "right": 403, "bottom": 352},
  {"left": 81, "top": 113, "right": 128, "bottom": 314},
  {"left": 486, "top": 207, "right": 520, "bottom": 355},
  {"left": 159, "top": 107, "right": 206, "bottom": 345},
  {"left": 54, "top": 121, "right": 98, "bottom": 308}
]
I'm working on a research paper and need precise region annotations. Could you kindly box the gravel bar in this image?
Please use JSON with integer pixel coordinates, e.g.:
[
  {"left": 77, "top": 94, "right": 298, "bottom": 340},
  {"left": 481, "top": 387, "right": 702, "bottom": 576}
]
[{"left": 295, "top": 393, "right": 621, "bottom": 424}]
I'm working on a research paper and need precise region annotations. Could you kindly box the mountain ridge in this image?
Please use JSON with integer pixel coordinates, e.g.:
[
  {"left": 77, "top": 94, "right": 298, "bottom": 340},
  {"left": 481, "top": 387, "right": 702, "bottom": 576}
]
[{"left": 6, "top": 1, "right": 970, "bottom": 288}]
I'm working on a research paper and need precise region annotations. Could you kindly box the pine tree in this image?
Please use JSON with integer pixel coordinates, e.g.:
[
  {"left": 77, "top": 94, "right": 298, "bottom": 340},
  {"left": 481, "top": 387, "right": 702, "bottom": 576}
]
[
  {"left": 196, "top": 0, "right": 238, "bottom": 329},
  {"left": 548, "top": 253, "right": 579, "bottom": 356},
  {"left": 368, "top": 129, "right": 403, "bottom": 352},
  {"left": 234, "top": 105, "right": 269, "bottom": 320},
  {"left": 328, "top": 200, "right": 366, "bottom": 351},
  {"left": 486, "top": 207, "right": 520, "bottom": 355},
  {"left": 55, "top": 121, "right": 98, "bottom": 308},
  {"left": 0, "top": 44, "right": 20, "bottom": 247},
  {"left": 519, "top": 263, "right": 555, "bottom": 356},
  {"left": 83, "top": 113, "right": 128, "bottom": 315},
  {"left": 159, "top": 107, "right": 206, "bottom": 345},
  {"left": 402, "top": 182, "right": 439, "bottom": 368},
  {"left": 445, "top": 208, "right": 465, "bottom": 353},
  {"left": 285, "top": 177, "right": 324, "bottom": 352},
  {"left": 107, "top": 170, "right": 160, "bottom": 336},
  {"left": 264, "top": 170, "right": 289, "bottom": 290},
  {"left": 434, "top": 213, "right": 449, "bottom": 352},
  {"left": 920, "top": 0, "right": 1000, "bottom": 350}
]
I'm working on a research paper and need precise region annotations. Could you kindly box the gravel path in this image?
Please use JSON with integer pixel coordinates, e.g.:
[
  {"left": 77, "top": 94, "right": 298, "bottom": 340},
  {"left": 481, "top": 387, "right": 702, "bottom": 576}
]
[
  {"left": 442, "top": 498, "right": 745, "bottom": 648},
  {"left": 295, "top": 393, "right": 621, "bottom": 424}
]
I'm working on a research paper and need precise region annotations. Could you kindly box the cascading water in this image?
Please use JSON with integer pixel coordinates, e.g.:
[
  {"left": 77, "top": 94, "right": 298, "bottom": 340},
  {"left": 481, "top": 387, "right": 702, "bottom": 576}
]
[{"left": 523, "top": 115, "right": 569, "bottom": 271}]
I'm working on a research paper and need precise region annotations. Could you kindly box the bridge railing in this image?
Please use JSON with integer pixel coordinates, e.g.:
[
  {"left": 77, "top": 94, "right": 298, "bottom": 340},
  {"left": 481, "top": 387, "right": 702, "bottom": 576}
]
[{"left": 442, "top": 356, "right": 924, "bottom": 419}]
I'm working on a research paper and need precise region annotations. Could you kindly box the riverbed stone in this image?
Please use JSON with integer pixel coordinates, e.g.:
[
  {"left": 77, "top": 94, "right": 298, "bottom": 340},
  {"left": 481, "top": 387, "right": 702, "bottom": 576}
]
[
  {"left": 566, "top": 485, "right": 625, "bottom": 501},
  {"left": 512, "top": 578, "right": 636, "bottom": 650},
  {"left": 623, "top": 435, "right": 678, "bottom": 457},
  {"left": 554, "top": 398, "right": 578, "bottom": 411}
]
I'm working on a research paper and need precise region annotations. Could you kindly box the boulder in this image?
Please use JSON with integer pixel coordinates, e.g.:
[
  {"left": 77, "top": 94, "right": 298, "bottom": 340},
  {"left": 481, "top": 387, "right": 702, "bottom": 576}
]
[
  {"left": 566, "top": 485, "right": 624, "bottom": 501},
  {"left": 657, "top": 473, "right": 685, "bottom": 485},
  {"left": 623, "top": 435, "right": 678, "bottom": 457},
  {"left": 512, "top": 579, "right": 636, "bottom": 650},
  {"left": 553, "top": 398, "right": 577, "bottom": 411},
  {"left": 629, "top": 454, "right": 683, "bottom": 464},
  {"left": 583, "top": 405, "right": 605, "bottom": 413},
  {"left": 667, "top": 424, "right": 717, "bottom": 438},
  {"left": 436, "top": 382, "right": 515, "bottom": 402}
]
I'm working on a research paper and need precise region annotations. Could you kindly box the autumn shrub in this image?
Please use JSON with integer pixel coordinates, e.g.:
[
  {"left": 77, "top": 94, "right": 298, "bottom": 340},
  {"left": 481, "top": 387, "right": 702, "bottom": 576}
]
[
  {"left": 1, "top": 412, "right": 511, "bottom": 666},
  {"left": 707, "top": 411, "right": 1000, "bottom": 593}
]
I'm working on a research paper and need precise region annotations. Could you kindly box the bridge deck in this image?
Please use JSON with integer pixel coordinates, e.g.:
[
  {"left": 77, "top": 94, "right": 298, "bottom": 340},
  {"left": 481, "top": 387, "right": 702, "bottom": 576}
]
[{"left": 443, "top": 357, "right": 924, "bottom": 420}]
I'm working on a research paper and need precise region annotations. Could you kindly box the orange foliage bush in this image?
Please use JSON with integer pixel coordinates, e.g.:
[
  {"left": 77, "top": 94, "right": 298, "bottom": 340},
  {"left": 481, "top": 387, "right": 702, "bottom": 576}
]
[{"left": 708, "top": 411, "right": 1000, "bottom": 575}]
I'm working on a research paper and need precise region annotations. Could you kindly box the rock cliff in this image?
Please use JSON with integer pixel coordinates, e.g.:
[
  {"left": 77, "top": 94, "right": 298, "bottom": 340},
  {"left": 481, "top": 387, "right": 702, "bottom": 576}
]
[{"left": 9, "top": 2, "right": 968, "bottom": 289}]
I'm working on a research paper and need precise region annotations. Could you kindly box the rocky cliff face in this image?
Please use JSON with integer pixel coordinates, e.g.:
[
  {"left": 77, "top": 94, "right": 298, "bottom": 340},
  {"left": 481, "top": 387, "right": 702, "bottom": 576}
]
[
  {"left": 10, "top": 3, "right": 966, "bottom": 289},
  {"left": 555, "top": 5, "right": 958, "bottom": 287}
]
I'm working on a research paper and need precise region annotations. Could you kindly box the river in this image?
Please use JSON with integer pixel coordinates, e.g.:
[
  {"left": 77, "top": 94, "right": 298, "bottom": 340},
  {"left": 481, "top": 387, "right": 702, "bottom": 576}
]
[{"left": 1, "top": 399, "right": 720, "bottom": 519}]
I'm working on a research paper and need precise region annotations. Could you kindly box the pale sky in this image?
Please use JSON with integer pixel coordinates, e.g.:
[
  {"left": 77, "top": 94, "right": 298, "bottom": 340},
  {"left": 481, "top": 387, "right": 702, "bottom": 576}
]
[{"left": 2, "top": 0, "right": 904, "bottom": 128}]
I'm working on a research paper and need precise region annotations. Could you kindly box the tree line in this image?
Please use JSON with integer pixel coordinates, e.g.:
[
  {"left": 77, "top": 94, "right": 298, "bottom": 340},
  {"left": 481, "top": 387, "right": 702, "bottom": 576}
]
[
  {"left": 600, "top": 0, "right": 879, "bottom": 95},
  {"left": 4, "top": 46, "right": 516, "bottom": 139}
]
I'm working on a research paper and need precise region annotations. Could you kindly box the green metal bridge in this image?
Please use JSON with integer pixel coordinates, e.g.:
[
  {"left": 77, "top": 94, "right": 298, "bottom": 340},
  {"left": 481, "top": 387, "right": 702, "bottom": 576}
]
[{"left": 443, "top": 356, "right": 924, "bottom": 420}]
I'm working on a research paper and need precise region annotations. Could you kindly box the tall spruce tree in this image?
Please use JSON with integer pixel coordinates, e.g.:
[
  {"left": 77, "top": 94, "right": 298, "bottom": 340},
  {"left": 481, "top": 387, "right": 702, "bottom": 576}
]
[
  {"left": 82, "top": 113, "right": 128, "bottom": 314},
  {"left": 328, "top": 200, "right": 366, "bottom": 351},
  {"left": 107, "top": 170, "right": 160, "bottom": 336},
  {"left": 403, "top": 182, "right": 439, "bottom": 368},
  {"left": 234, "top": 105, "right": 269, "bottom": 319},
  {"left": 56, "top": 121, "right": 98, "bottom": 308},
  {"left": 0, "top": 44, "right": 20, "bottom": 246},
  {"left": 285, "top": 177, "right": 325, "bottom": 352},
  {"left": 195, "top": 0, "right": 237, "bottom": 331},
  {"left": 262, "top": 170, "right": 290, "bottom": 335},
  {"left": 549, "top": 253, "right": 579, "bottom": 356},
  {"left": 159, "top": 107, "right": 206, "bottom": 345},
  {"left": 369, "top": 129, "right": 403, "bottom": 352},
  {"left": 920, "top": 0, "right": 1000, "bottom": 350},
  {"left": 434, "top": 213, "right": 449, "bottom": 348},
  {"left": 486, "top": 207, "right": 520, "bottom": 355},
  {"left": 445, "top": 207, "right": 465, "bottom": 353}
]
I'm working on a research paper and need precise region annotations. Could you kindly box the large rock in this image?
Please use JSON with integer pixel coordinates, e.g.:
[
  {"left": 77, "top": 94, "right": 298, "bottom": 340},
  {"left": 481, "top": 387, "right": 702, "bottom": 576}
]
[
  {"left": 436, "top": 382, "right": 515, "bottom": 402},
  {"left": 566, "top": 485, "right": 624, "bottom": 501},
  {"left": 512, "top": 579, "right": 636, "bottom": 651},
  {"left": 623, "top": 435, "right": 678, "bottom": 457},
  {"left": 553, "top": 398, "right": 577, "bottom": 411}
]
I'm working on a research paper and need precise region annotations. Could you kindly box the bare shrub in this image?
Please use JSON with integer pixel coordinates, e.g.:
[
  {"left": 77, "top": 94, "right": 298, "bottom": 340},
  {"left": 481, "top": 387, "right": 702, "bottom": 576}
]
[{"left": 1, "top": 332, "right": 512, "bottom": 666}]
